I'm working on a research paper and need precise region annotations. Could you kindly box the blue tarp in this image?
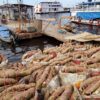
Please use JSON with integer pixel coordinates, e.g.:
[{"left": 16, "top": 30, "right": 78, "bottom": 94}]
[
  {"left": 76, "top": 12, "right": 100, "bottom": 20},
  {"left": 0, "top": 26, "right": 10, "bottom": 38},
  {"left": 0, "top": 31, "right": 10, "bottom": 38},
  {"left": 0, "top": 26, "right": 8, "bottom": 31}
]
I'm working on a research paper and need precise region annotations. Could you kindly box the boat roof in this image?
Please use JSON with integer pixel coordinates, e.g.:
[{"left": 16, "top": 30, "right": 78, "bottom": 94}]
[
  {"left": 0, "top": 3, "right": 33, "bottom": 9},
  {"left": 12, "top": 4, "right": 33, "bottom": 7},
  {"left": 79, "top": 2, "right": 100, "bottom": 5}
]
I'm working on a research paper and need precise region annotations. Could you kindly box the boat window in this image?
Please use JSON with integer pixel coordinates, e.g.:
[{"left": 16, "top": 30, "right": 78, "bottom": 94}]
[{"left": 54, "top": 8, "right": 57, "bottom": 11}]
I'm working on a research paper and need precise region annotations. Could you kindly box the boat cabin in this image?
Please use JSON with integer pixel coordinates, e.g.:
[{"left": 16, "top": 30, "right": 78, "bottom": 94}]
[
  {"left": 34, "top": 1, "right": 64, "bottom": 13},
  {"left": 0, "top": 4, "right": 34, "bottom": 21},
  {"left": 73, "top": 0, "right": 100, "bottom": 12}
]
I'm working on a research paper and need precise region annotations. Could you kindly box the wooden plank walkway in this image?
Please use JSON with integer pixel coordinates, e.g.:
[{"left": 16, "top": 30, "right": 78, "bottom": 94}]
[{"left": 71, "top": 19, "right": 100, "bottom": 26}]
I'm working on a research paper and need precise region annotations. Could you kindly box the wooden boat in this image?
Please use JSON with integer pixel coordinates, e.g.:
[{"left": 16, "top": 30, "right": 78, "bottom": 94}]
[
  {"left": 58, "top": 16, "right": 74, "bottom": 32},
  {"left": 71, "top": 19, "right": 100, "bottom": 26},
  {"left": 62, "top": 25, "right": 73, "bottom": 32},
  {"left": 0, "top": 54, "right": 8, "bottom": 67},
  {"left": 14, "top": 29, "right": 42, "bottom": 41}
]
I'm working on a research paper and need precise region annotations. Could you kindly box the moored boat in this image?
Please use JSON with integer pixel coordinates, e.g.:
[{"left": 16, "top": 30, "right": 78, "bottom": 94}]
[
  {"left": 71, "top": 19, "right": 100, "bottom": 26},
  {"left": 70, "top": 0, "right": 100, "bottom": 26},
  {"left": 34, "top": 1, "right": 69, "bottom": 14}
]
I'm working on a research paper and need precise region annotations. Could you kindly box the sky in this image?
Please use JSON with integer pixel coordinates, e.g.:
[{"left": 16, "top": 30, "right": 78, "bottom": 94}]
[{"left": 0, "top": 0, "right": 88, "bottom": 7}]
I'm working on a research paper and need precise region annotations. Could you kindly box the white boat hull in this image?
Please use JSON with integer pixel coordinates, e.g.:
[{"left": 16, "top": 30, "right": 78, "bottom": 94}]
[
  {"left": 35, "top": 10, "right": 69, "bottom": 14},
  {"left": 71, "top": 11, "right": 78, "bottom": 16}
]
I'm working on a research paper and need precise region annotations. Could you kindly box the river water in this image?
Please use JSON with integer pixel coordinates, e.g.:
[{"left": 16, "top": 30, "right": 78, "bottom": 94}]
[
  {"left": 0, "top": 12, "right": 100, "bottom": 62},
  {"left": 0, "top": 35, "right": 62, "bottom": 62}
]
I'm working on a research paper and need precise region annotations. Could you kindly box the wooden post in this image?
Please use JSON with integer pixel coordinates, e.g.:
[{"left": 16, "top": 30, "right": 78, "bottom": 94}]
[
  {"left": 2, "top": 8, "right": 3, "bottom": 15},
  {"left": 31, "top": 7, "right": 33, "bottom": 20},
  {"left": 34, "top": 19, "right": 42, "bottom": 32},
  {"left": 58, "top": 18, "right": 61, "bottom": 29}
]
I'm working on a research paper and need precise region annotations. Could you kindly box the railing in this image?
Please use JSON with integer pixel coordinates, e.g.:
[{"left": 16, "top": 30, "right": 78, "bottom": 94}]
[{"left": 71, "top": 6, "right": 100, "bottom": 12}]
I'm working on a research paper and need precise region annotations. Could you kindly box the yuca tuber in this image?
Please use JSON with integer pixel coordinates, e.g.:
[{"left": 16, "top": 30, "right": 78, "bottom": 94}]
[
  {"left": 62, "top": 66, "right": 86, "bottom": 73},
  {"left": 0, "top": 83, "right": 35, "bottom": 97},
  {"left": 11, "top": 87, "right": 35, "bottom": 100},
  {"left": 42, "top": 55, "right": 54, "bottom": 62},
  {"left": 93, "top": 86, "right": 100, "bottom": 94},
  {"left": 0, "top": 91, "right": 19, "bottom": 100},
  {"left": 57, "top": 85, "right": 74, "bottom": 100},
  {"left": 44, "top": 90, "right": 50, "bottom": 100},
  {"left": 86, "top": 47, "right": 100, "bottom": 57},
  {"left": 49, "top": 55, "right": 67, "bottom": 65},
  {"left": 22, "top": 50, "right": 40, "bottom": 60},
  {"left": 48, "top": 86, "right": 65, "bottom": 100},
  {"left": 80, "top": 76, "right": 100, "bottom": 90},
  {"left": 83, "top": 80, "right": 100, "bottom": 95},
  {"left": 59, "top": 57, "right": 72, "bottom": 65},
  {"left": 0, "top": 78, "right": 17, "bottom": 86},
  {"left": 49, "top": 57, "right": 71, "bottom": 66},
  {"left": 87, "top": 63, "right": 100, "bottom": 68},
  {"left": 91, "top": 51, "right": 100, "bottom": 58},
  {"left": 0, "top": 85, "right": 11, "bottom": 93},
  {"left": 35, "top": 68, "right": 45, "bottom": 82},
  {"left": 86, "top": 57, "right": 100, "bottom": 65},
  {"left": 61, "top": 47, "right": 74, "bottom": 54},
  {"left": 36, "top": 66, "right": 51, "bottom": 89},
  {"left": 0, "top": 64, "right": 45, "bottom": 78},
  {"left": 0, "top": 40, "right": 100, "bottom": 99},
  {"left": 45, "top": 66, "right": 57, "bottom": 85},
  {"left": 0, "top": 69, "right": 20, "bottom": 78},
  {"left": 43, "top": 47, "right": 57, "bottom": 54},
  {"left": 29, "top": 67, "right": 45, "bottom": 83},
  {"left": 29, "top": 71, "right": 39, "bottom": 83},
  {"left": 89, "top": 70, "right": 100, "bottom": 77},
  {"left": 20, "top": 64, "right": 45, "bottom": 76}
]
